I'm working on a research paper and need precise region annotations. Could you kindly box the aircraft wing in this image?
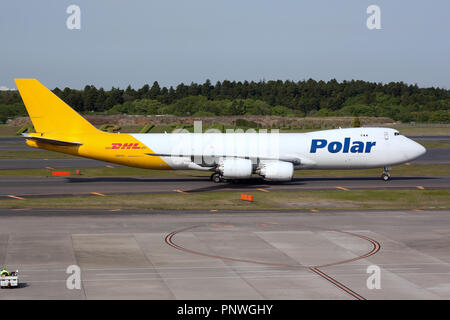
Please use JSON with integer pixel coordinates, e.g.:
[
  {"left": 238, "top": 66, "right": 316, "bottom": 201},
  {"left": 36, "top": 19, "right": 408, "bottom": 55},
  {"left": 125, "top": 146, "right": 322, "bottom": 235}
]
[{"left": 145, "top": 152, "right": 315, "bottom": 165}]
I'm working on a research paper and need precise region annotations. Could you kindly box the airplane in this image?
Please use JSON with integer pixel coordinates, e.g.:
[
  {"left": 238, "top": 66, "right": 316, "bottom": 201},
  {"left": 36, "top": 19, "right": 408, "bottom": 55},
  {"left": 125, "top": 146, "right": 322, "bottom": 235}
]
[{"left": 14, "top": 79, "right": 426, "bottom": 183}]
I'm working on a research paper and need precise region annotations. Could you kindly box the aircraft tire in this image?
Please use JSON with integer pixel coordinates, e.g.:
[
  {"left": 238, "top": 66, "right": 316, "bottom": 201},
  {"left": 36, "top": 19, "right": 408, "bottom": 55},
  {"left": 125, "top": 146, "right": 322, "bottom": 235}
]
[{"left": 212, "top": 173, "right": 222, "bottom": 183}]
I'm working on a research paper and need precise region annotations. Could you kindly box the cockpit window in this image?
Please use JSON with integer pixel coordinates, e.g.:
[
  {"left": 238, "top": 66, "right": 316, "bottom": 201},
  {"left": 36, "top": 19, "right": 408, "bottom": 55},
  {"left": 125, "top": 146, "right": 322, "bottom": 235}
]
[{"left": 394, "top": 132, "right": 401, "bottom": 136}]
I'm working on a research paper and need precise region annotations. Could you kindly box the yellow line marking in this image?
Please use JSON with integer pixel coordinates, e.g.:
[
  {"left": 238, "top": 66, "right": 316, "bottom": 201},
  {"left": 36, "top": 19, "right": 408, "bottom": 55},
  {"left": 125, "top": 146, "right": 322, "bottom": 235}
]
[
  {"left": 174, "top": 189, "right": 188, "bottom": 194},
  {"left": 91, "top": 192, "right": 106, "bottom": 196},
  {"left": 7, "top": 195, "right": 25, "bottom": 200},
  {"left": 261, "top": 223, "right": 275, "bottom": 227},
  {"left": 416, "top": 186, "right": 425, "bottom": 190},
  {"left": 256, "top": 188, "right": 269, "bottom": 192},
  {"left": 261, "top": 222, "right": 278, "bottom": 227},
  {"left": 336, "top": 186, "right": 349, "bottom": 191}
]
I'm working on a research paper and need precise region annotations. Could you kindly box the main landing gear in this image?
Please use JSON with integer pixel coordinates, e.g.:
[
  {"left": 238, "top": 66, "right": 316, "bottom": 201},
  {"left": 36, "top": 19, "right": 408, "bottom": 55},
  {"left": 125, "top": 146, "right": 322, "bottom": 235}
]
[
  {"left": 210, "top": 173, "right": 237, "bottom": 183},
  {"left": 381, "top": 166, "right": 391, "bottom": 181}
]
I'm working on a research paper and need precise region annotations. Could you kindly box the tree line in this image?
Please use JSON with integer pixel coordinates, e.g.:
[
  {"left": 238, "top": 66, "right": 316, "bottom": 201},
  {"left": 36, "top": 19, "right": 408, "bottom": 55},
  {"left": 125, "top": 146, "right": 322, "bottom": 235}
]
[{"left": 1, "top": 79, "right": 449, "bottom": 123}]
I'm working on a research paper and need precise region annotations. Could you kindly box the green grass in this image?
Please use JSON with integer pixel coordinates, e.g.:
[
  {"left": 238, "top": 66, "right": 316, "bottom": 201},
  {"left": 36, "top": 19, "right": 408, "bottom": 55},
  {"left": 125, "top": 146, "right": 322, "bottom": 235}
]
[
  {"left": 1, "top": 189, "right": 448, "bottom": 211},
  {"left": 418, "top": 141, "right": 450, "bottom": 149},
  {"left": 117, "top": 125, "right": 144, "bottom": 133},
  {"left": 0, "top": 164, "right": 449, "bottom": 178},
  {"left": 0, "top": 125, "right": 22, "bottom": 136},
  {"left": 0, "top": 150, "right": 78, "bottom": 159},
  {"left": 389, "top": 125, "right": 450, "bottom": 136}
]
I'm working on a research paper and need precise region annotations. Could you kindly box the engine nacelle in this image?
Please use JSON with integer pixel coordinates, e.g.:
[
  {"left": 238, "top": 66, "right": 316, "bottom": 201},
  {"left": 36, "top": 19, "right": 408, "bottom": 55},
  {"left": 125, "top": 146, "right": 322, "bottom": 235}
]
[
  {"left": 218, "top": 158, "right": 253, "bottom": 179},
  {"left": 258, "top": 161, "right": 293, "bottom": 181}
]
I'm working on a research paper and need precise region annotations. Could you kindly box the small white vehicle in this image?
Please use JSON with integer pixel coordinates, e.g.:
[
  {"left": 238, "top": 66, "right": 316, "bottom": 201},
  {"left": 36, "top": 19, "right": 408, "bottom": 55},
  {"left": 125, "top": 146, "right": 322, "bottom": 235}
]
[{"left": 0, "top": 270, "right": 19, "bottom": 289}]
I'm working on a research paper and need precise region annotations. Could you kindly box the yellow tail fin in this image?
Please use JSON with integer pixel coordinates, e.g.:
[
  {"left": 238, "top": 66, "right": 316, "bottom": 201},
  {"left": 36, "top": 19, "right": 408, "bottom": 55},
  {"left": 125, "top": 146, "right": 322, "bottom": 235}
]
[{"left": 14, "top": 79, "right": 99, "bottom": 135}]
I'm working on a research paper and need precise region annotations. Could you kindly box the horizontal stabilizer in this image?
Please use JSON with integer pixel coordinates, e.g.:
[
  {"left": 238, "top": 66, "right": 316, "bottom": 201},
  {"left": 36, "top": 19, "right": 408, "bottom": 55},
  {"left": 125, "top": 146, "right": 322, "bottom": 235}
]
[{"left": 24, "top": 135, "right": 83, "bottom": 147}]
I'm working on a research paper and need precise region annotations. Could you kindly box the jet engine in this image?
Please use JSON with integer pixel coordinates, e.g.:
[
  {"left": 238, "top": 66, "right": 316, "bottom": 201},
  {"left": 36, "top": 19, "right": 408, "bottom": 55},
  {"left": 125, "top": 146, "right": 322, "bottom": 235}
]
[
  {"left": 217, "top": 158, "right": 253, "bottom": 179},
  {"left": 258, "top": 161, "right": 293, "bottom": 181}
]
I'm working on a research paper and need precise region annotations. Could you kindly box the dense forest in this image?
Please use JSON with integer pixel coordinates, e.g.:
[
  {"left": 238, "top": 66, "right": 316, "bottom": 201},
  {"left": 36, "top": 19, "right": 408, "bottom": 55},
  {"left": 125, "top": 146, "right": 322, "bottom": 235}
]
[{"left": 1, "top": 79, "right": 449, "bottom": 124}]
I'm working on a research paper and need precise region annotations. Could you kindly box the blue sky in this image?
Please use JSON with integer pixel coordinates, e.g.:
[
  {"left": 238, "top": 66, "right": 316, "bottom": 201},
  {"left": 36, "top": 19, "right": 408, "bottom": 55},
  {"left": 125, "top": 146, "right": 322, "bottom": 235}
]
[{"left": 1, "top": 0, "right": 449, "bottom": 90}]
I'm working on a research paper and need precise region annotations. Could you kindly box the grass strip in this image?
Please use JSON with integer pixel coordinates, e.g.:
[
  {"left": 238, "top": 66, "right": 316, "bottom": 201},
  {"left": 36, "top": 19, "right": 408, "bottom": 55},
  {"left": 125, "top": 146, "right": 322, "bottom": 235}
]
[{"left": 1, "top": 189, "right": 448, "bottom": 211}]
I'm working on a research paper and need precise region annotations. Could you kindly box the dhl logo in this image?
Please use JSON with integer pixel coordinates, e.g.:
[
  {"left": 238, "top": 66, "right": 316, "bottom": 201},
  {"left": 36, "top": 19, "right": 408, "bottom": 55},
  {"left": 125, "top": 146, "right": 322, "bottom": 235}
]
[{"left": 106, "top": 143, "right": 146, "bottom": 150}]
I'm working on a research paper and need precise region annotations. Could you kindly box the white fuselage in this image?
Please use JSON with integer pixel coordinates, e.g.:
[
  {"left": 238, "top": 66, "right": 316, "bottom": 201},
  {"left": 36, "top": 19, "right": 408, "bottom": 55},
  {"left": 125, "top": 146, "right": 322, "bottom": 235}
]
[{"left": 131, "top": 127, "right": 426, "bottom": 171}]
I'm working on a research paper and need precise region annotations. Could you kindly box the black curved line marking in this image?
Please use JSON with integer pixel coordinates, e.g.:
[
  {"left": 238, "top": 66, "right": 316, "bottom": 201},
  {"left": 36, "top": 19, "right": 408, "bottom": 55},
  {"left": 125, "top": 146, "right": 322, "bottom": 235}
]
[
  {"left": 165, "top": 224, "right": 381, "bottom": 269},
  {"left": 164, "top": 223, "right": 381, "bottom": 300}
]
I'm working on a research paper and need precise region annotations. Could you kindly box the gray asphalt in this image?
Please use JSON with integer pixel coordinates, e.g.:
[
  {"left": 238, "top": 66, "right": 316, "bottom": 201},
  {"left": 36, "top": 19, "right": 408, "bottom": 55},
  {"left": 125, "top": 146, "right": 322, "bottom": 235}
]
[
  {"left": 414, "top": 148, "right": 450, "bottom": 164},
  {"left": 1, "top": 208, "right": 449, "bottom": 299},
  {"left": 1, "top": 134, "right": 449, "bottom": 300},
  {"left": 1, "top": 175, "right": 449, "bottom": 198}
]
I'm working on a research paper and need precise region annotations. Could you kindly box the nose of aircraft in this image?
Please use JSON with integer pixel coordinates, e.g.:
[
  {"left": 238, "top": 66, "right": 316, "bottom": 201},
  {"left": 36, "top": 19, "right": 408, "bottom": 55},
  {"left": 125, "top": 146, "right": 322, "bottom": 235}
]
[{"left": 408, "top": 139, "right": 426, "bottom": 161}]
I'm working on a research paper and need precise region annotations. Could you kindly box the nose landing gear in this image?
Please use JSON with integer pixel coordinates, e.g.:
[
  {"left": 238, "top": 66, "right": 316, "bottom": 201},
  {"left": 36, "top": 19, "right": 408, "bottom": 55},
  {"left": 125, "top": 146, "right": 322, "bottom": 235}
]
[
  {"left": 381, "top": 166, "right": 391, "bottom": 181},
  {"left": 210, "top": 173, "right": 224, "bottom": 183}
]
